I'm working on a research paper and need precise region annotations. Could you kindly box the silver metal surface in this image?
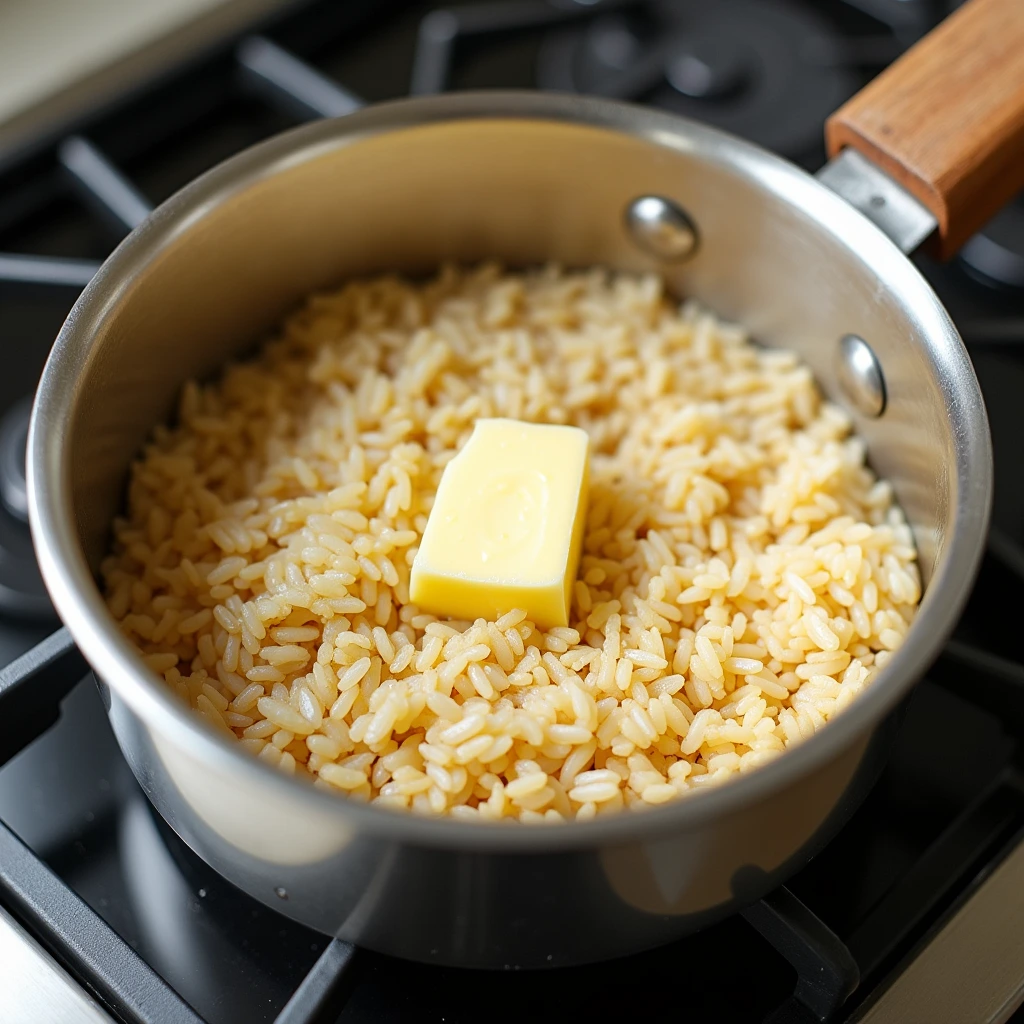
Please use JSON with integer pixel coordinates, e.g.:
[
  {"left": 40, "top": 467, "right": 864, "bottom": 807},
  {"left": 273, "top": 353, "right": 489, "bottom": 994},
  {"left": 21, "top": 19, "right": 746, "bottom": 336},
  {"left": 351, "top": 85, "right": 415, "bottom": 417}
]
[
  {"left": 0, "top": 905, "right": 113, "bottom": 1023},
  {"left": 58, "top": 136, "right": 152, "bottom": 233},
  {"left": 624, "top": 194, "right": 700, "bottom": 260},
  {"left": 27, "top": 92, "right": 992, "bottom": 965},
  {"left": 837, "top": 334, "right": 887, "bottom": 418},
  {"left": 237, "top": 36, "right": 363, "bottom": 119},
  {"left": 816, "top": 148, "right": 937, "bottom": 255},
  {"left": 855, "top": 838, "right": 1024, "bottom": 1023},
  {"left": 0, "top": 254, "right": 100, "bottom": 289}
]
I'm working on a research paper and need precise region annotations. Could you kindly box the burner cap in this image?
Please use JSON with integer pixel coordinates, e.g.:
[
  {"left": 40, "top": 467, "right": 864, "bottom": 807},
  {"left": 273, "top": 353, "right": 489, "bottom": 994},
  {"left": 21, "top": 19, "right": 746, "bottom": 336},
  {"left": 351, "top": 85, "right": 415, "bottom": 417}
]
[
  {"left": 537, "top": 0, "right": 858, "bottom": 162},
  {"left": 959, "top": 194, "right": 1024, "bottom": 290},
  {"left": 0, "top": 399, "right": 56, "bottom": 621},
  {"left": 666, "top": 35, "right": 747, "bottom": 100}
]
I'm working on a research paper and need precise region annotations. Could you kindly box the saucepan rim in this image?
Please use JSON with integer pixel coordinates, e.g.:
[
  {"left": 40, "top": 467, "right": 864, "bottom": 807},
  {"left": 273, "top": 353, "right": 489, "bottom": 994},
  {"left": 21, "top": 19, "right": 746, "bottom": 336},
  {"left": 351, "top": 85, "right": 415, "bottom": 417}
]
[{"left": 27, "top": 91, "right": 991, "bottom": 852}]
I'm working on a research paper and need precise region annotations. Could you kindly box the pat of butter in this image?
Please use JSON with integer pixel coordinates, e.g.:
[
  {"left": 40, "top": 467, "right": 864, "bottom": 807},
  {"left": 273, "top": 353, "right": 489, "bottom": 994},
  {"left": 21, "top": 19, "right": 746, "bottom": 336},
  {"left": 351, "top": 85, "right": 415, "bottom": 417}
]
[{"left": 410, "top": 419, "right": 590, "bottom": 629}]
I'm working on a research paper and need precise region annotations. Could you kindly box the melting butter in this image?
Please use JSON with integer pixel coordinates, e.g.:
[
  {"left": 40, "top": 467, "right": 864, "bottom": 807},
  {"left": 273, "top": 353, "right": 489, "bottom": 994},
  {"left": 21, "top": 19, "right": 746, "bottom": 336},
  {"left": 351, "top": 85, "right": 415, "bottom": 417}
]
[{"left": 409, "top": 418, "right": 590, "bottom": 628}]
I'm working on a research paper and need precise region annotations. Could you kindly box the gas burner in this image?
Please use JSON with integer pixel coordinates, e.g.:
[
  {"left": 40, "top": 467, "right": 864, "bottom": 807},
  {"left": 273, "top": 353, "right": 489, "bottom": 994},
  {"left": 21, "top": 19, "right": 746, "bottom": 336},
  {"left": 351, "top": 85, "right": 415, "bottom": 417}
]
[
  {"left": 959, "top": 194, "right": 1024, "bottom": 290},
  {"left": 536, "top": 0, "right": 859, "bottom": 162},
  {"left": 0, "top": 399, "right": 55, "bottom": 621}
]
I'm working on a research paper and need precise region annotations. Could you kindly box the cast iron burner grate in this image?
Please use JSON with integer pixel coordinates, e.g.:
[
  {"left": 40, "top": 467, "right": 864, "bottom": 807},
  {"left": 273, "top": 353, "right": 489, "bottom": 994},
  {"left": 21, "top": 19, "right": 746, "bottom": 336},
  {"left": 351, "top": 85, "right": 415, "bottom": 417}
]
[
  {"left": 411, "top": 0, "right": 930, "bottom": 166},
  {"left": 1, "top": 1, "right": 1024, "bottom": 1022},
  {"left": 536, "top": 0, "right": 863, "bottom": 162}
]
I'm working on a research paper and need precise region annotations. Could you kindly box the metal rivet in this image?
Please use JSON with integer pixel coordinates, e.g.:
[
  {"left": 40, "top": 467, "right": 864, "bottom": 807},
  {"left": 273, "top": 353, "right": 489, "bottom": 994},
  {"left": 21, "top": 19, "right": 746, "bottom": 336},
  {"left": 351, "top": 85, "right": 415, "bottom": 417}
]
[
  {"left": 836, "top": 334, "right": 886, "bottom": 417},
  {"left": 624, "top": 195, "right": 699, "bottom": 262},
  {"left": 275, "top": 886, "right": 288, "bottom": 899}
]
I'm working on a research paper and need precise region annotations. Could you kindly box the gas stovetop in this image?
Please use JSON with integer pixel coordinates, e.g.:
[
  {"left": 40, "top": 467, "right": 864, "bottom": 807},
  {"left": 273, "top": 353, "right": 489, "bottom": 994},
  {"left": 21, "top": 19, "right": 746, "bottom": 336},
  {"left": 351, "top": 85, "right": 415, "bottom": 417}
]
[{"left": 2, "top": 2, "right": 1024, "bottom": 1022}]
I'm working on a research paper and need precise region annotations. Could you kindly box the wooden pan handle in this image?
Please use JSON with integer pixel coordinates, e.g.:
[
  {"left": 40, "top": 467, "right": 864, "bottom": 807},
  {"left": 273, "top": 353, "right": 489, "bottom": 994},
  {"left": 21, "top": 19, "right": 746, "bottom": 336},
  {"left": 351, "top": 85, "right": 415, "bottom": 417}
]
[{"left": 826, "top": 0, "right": 1024, "bottom": 259}]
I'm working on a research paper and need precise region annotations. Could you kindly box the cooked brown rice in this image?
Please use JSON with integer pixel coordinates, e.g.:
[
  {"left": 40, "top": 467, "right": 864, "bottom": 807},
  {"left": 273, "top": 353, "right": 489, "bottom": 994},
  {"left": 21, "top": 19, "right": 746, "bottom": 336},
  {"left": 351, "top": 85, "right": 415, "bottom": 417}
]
[{"left": 102, "top": 264, "right": 920, "bottom": 822}]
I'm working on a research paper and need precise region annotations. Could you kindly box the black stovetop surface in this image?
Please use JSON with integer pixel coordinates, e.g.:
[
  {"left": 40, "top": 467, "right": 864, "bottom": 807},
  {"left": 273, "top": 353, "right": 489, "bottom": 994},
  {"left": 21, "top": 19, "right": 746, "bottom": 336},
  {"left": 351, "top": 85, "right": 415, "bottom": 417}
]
[{"left": 2, "top": 2, "right": 1024, "bottom": 1022}]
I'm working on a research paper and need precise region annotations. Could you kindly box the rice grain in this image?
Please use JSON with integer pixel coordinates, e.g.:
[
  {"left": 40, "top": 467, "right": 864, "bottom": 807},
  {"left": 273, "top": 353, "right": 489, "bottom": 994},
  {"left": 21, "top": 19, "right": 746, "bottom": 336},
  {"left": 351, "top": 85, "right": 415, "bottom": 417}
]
[{"left": 103, "top": 265, "right": 920, "bottom": 822}]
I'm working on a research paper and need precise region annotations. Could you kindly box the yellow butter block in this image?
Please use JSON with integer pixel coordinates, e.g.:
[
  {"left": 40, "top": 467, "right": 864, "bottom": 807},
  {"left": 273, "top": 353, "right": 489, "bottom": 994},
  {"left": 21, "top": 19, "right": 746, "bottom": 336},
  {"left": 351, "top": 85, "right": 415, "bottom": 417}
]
[{"left": 410, "top": 419, "right": 590, "bottom": 629}]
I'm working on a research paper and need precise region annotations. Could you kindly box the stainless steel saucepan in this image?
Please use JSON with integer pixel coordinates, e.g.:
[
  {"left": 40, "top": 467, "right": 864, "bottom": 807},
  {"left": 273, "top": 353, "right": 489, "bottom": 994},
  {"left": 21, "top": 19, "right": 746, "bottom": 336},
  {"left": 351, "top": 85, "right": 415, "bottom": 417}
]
[{"left": 26, "top": 0, "right": 1024, "bottom": 967}]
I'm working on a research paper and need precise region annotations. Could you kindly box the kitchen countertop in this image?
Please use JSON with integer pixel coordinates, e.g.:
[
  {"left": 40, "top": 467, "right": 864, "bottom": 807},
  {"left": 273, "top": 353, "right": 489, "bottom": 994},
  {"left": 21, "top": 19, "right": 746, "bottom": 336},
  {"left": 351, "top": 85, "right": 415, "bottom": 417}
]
[{"left": 0, "top": 0, "right": 298, "bottom": 164}]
